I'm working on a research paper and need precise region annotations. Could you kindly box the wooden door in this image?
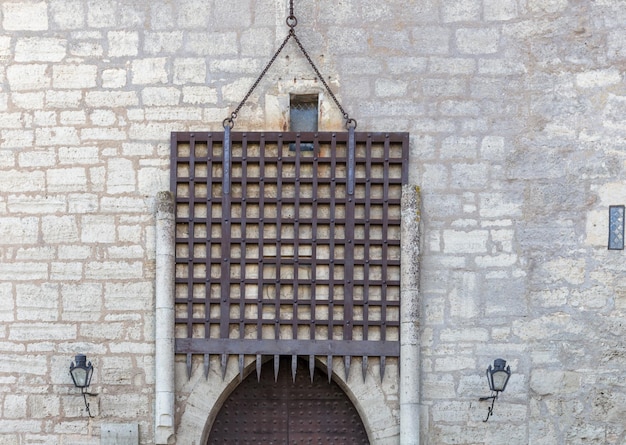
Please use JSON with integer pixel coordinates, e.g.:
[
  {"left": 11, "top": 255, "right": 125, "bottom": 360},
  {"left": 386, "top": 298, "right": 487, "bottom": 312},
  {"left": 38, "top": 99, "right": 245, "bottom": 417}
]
[{"left": 207, "top": 357, "right": 370, "bottom": 444}]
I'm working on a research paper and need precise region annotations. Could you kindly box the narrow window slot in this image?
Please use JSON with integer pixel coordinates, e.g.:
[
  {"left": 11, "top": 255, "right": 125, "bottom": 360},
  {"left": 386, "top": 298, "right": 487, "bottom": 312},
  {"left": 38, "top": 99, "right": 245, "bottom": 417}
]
[{"left": 289, "top": 94, "right": 318, "bottom": 152}]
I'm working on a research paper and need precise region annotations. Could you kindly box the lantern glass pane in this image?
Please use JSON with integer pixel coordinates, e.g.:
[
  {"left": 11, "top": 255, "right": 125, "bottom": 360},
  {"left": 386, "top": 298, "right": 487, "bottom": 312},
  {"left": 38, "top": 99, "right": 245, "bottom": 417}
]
[
  {"left": 492, "top": 370, "right": 509, "bottom": 391},
  {"left": 71, "top": 367, "right": 89, "bottom": 387}
]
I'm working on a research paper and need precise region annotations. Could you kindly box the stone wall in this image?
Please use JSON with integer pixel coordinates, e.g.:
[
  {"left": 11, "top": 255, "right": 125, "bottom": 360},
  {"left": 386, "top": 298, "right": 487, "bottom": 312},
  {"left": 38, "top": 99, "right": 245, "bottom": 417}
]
[{"left": 1, "top": 0, "right": 626, "bottom": 444}]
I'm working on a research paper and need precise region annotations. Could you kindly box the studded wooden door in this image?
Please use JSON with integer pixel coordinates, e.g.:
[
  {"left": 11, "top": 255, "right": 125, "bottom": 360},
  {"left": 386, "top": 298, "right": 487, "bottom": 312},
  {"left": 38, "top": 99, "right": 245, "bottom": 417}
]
[{"left": 207, "top": 357, "right": 370, "bottom": 444}]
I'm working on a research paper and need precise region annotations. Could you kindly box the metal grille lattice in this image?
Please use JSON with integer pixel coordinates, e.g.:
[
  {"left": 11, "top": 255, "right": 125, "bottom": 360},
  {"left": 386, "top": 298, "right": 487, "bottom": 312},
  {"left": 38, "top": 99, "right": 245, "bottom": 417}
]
[{"left": 171, "top": 131, "right": 409, "bottom": 379}]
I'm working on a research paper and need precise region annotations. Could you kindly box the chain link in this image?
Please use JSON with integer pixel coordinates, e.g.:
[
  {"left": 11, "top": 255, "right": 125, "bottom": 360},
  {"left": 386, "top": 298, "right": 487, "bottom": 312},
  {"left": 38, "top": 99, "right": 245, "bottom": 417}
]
[
  {"left": 291, "top": 32, "right": 356, "bottom": 129},
  {"left": 224, "top": 0, "right": 356, "bottom": 130},
  {"left": 225, "top": 30, "right": 294, "bottom": 128}
]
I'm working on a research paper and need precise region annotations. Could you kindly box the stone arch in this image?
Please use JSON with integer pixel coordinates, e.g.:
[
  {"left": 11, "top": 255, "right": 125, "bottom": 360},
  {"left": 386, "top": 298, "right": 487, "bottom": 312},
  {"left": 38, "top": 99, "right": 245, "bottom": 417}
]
[
  {"left": 206, "top": 356, "right": 369, "bottom": 443},
  {"left": 175, "top": 356, "right": 399, "bottom": 444}
]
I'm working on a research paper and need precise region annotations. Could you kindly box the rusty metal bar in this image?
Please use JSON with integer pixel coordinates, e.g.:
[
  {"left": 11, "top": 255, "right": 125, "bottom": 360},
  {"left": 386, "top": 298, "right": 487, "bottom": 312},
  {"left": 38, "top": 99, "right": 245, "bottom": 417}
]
[
  {"left": 171, "top": 131, "right": 408, "bottom": 379},
  {"left": 185, "top": 134, "right": 197, "bottom": 379},
  {"left": 344, "top": 164, "right": 355, "bottom": 343},
  {"left": 328, "top": 133, "right": 337, "bottom": 343},
  {"left": 310, "top": 140, "right": 319, "bottom": 341},
  {"left": 363, "top": 134, "right": 373, "bottom": 344},
  {"left": 256, "top": 135, "right": 267, "bottom": 342},
  {"left": 293, "top": 140, "right": 302, "bottom": 340},
  {"left": 220, "top": 136, "right": 232, "bottom": 340},
  {"left": 381, "top": 134, "right": 391, "bottom": 345},
  {"left": 223, "top": 126, "right": 231, "bottom": 194},
  {"left": 238, "top": 135, "right": 249, "bottom": 375},
  {"left": 347, "top": 126, "right": 355, "bottom": 195},
  {"left": 274, "top": 135, "right": 284, "bottom": 341},
  {"left": 175, "top": 339, "right": 400, "bottom": 357},
  {"left": 204, "top": 133, "right": 216, "bottom": 379}
]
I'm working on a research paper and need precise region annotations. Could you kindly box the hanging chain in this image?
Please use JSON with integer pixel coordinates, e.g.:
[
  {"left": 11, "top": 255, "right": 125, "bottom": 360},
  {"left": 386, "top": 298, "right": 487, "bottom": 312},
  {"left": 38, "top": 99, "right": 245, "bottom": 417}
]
[
  {"left": 290, "top": 32, "right": 356, "bottom": 129},
  {"left": 222, "top": 30, "right": 293, "bottom": 129},
  {"left": 223, "top": 0, "right": 356, "bottom": 130},
  {"left": 287, "top": 0, "right": 297, "bottom": 28}
]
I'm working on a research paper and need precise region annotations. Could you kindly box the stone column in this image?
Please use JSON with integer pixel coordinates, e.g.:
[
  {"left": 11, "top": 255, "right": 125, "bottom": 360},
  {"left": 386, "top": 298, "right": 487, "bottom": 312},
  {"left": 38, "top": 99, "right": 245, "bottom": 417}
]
[
  {"left": 155, "top": 191, "right": 176, "bottom": 444},
  {"left": 400, "top": 185, "right": 421, "bottom": 444}
]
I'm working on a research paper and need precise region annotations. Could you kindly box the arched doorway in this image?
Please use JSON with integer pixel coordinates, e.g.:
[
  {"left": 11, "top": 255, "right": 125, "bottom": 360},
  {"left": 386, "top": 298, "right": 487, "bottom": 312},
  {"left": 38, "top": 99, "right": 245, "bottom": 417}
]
[{"left": 207, "top": 357, "right": 370, "bottom": 444}]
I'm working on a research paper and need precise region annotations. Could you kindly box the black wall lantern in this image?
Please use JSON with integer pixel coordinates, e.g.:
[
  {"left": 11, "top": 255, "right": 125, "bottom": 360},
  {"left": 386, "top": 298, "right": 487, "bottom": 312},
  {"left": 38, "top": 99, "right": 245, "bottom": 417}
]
[
  {"left": 479, "top": 358, "right": 511, "bottom": 422},
  {"left": 69, "top": 354, "right": 95, "bottom": 417}
]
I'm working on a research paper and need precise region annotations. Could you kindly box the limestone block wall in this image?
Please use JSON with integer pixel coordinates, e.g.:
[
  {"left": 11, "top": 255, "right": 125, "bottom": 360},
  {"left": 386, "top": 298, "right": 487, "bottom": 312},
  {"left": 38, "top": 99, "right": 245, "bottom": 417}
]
[{"left": 0, "top": 0, "right": 625, "bottom": 444}]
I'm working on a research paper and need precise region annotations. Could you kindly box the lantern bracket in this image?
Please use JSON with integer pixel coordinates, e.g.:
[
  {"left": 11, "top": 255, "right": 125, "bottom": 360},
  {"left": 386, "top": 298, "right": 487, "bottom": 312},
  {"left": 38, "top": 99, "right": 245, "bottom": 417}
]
[
  {"left": 478, "top": 392, "right": 499, "bottom": 422},
  {"left": 478, "top": 358, "right": 511, "bottom": 422}
]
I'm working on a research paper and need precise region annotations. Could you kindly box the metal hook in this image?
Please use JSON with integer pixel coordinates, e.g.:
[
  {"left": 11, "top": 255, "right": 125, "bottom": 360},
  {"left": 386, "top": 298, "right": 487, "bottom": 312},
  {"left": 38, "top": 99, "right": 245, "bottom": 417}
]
[
  {"left": 286, "top": 15, "right": 297, "bottom": 28},
  {"left": 223, "top": 117, "right": 234, "bottom": 129}
]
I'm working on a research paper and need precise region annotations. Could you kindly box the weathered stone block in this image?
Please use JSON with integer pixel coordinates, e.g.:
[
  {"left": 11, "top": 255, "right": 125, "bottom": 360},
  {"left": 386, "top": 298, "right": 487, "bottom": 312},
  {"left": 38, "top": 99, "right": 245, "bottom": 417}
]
[
  {"left": 99, "top": 393, "right": 149, "bottom": 418},
  {"left": 18, "top": 148, "right": 55, "bottom": 168},
  {"left": 0, "top": 217, "right": 39, "bottom": 245},
  {"left": 374, "top": 78, "right": 408, "bottom": 98},
  {"left": 450, "top": 163, "right": 489, "bottom": 189},
  {"left": 47, "top": 167, "right": 87, "bottom": 192},
  {"left": 530, "top": 370, "right": 581, "bottom": 395},
  {"left": 101, "top": 68, "right": 127, "bottom": 88},
  {"left": 50, "top": 0, "right": 85, "bottom": 28},
  {"left": 15, "top": 38, "right": 66, "bottom": 62},
  {"left": 82, "top": 127, "right": 127, "bottom": 141},
  {"left": 576, "top": 68, "right": 622, "bottom": 88},
  {"left": 9, "top": 324, "right": 76, "bottom": 341},
  {"left": 527, "top": 0, "right": 568, "bottom": 14},
  {"left": 84, "top": 261, "right": 143, "bottom": 280},
  {"left": 6, "top": 64, "right": 50, "bottom": 90},
  {"left": 173, "top": 58, "right": 206, "bottom": 85},
  {"left": 241, "top": 28, "right": 275, "bottom": 57},
  {"left": 412, "top": 26, "right": 451, "bottom": 54},
  {"left": 441, "top": 0, "right": 480, "bottom": 22},
  {"left": 60, "top": 111, "right": 87, "bottom": 126},
  {"left": 434, "top": 355, "right": 476, "bottom": 372},
  {"left": 36, "top": 127, "right": 80, "bottom": 146},
  {"left": 0, "top": 281, "right": 14, "bottom": 318},
  {"left": 0, "top": 36, "right": 11, "bottom": 58},
  {"left": 440, "top": 328, "right": 489, "bottom": 343},
  {"left": 185, "top": 32, "right": 238, "bottom": 56},
  {"left": 448, "top": 272, "right": 480, "bottom": 319},
  {"left": 51, "top": 262, "right": 83, "bottom": 282},
  {"left": 61, "top": 283, "right": 103, "bottom": 321},
  {"left": 53, "top": 65, "right": 97, "bottom": 89},
  {"left": 81, "top": 215, "right": 116, "bottom": 243},
  {"left": 86, "top": 0, "right": 117, "bottom": 28},
  {"left": 3, "top": 394, "right": 27, "bottom": 419},
  {"left": 108, "top": 31, "right": 139, "bottom": 58},
  {"left": 42, "top": 215, "right": 80, "bottom": 244},
  {"left": 13, "top": 91, "right": 45, "bottom": 109},
  {"left": 2, "top": 2, "right": 48, "bottom": 31},
  {"left": 132, "top": 58, "right": 169, "bottom": 85},
  {"left": 85, "top": 91, "right": 138, "bottom": 108},
  {"left": 29, "top": 395, "right": 61, "bottom": 418},
  {"left": 1, "top": 129, "right": 34, "bottom": 149},
  {"left": 484, "top": 0, "right": 518, "bottom": 21},
  {"left": 142, "top": 87, "right": 182, "bottom": 106}
]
